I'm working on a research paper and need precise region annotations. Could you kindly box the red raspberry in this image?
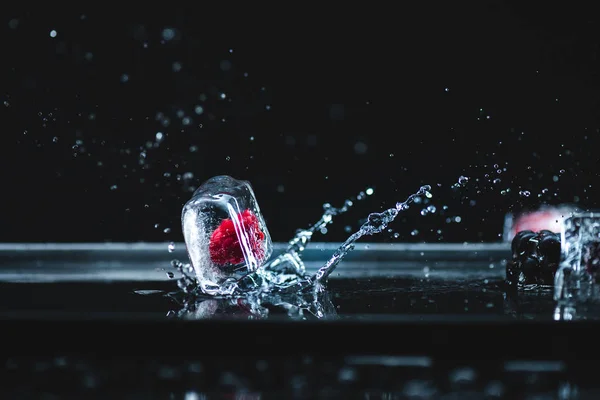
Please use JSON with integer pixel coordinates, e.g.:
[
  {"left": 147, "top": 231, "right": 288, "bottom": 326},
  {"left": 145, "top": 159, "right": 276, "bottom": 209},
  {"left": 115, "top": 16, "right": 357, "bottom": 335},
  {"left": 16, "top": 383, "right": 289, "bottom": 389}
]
[{"left": 209, "top": 209, "right": 265, "bottom": 266}]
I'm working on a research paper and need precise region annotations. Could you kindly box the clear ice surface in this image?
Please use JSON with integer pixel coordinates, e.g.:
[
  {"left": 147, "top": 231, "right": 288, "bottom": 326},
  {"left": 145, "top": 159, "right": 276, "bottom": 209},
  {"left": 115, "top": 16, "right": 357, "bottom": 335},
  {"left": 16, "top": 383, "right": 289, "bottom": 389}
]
[
  {"left": 179, "top": 175, "right": 431, "bottom": 298},
  {"left": 554, "top": 213, "right": 600, "bottom": 304},
  {"left": 181, "top": 175, "right": 273, "bottom": 296}
]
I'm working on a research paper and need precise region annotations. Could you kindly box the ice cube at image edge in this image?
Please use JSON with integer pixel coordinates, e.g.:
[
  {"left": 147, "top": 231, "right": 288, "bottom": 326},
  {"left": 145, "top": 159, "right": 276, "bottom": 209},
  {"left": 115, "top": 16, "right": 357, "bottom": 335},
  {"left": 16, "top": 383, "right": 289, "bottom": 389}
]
[
  {"left": 554, "top": 213, "right": 600, "bottom": 303},
  {"left": 182, "top": 176, "right": 273, "bottom": 290}
]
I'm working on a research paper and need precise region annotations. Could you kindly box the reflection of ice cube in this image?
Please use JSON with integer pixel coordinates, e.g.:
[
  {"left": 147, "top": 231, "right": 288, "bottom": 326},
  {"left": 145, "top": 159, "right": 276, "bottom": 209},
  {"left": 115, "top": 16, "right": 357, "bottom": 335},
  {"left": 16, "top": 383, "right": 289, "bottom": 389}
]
[
  {"left": 181, "top": 175, "right": 273, "bottom": 294},
  {"left": 554, "top": 213, "right": 600, "bottom": 303},
  {"left": 175, "top": 285, "right": 337, "bottom": 320}
]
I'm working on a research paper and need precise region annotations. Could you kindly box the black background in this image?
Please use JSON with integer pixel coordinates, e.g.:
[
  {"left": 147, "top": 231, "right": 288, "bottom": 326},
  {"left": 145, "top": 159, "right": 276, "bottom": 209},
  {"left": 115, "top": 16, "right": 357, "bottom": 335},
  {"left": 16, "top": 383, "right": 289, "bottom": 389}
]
[{"left": 1, "top": 1, "right": 599, "bottom": 243}]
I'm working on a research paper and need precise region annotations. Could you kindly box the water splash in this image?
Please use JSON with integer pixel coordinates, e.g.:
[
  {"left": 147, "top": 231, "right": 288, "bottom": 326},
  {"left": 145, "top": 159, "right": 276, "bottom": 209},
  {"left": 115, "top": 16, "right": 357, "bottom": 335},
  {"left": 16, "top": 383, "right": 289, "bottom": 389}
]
[
  {"left": 171, "top": 184, "right": 431, "bottom": 298},
  {"left": 312, "top": 185, "right": 432, "bottom": 282},
  {"left": 286, "top": 197, "right": 357, "bottom": 255},
  {"left": 171, "top": 186, "right": 370, "bottom": 295},
  {"left": 170, "top": 281, "right": 336, "bottom": 320},
  {"left": 259, "top": 187, "right": 373, "bottom": 282}
]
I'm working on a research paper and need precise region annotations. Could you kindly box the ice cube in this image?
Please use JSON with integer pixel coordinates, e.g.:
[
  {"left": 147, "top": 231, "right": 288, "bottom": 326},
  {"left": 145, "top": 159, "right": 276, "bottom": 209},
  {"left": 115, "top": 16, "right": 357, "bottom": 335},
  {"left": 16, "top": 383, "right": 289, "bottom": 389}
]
[
  {"left": 554, "top": 213, "right": 600, "bottom": 303},
  {"left": 182, "top": 175, "right": 273, "bottom": 294}
]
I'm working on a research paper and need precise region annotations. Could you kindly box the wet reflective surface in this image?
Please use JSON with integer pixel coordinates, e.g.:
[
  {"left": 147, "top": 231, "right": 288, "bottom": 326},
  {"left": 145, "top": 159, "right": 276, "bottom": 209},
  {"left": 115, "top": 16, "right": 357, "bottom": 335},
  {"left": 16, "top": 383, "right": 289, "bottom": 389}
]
[
  {"left": 1, "top": 243, "right": 599, "bottom": 398},
  {"left": 0, "top": 242, "right": 522, "bottom": 321},
  {"left": 0, "top": 277, "right": 555, "bottom": 322}
]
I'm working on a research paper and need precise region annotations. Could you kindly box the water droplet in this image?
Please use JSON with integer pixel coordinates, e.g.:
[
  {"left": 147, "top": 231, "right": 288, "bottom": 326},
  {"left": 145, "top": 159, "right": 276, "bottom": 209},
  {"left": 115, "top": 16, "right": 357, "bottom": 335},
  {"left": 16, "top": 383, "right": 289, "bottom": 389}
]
[
  {"left": 427, "top": 205, "right": 437, "bottom": 213},
  {"left": 365, "top": 188, "right": 374, "bottom": 196},
  {"left": 393, "top": 232, "right": 400, "bottom": 239},
  {"left": 163, "top": 228, "right": 171, "bottom": 234},
  {"left": 493, "top": 178, "right": 501, "bottom": 185},
  {"left": 155, "top": 132, "right": 164, "bottom": 142},
  {"left": 49, "top": 30, "right": 57, "bottom": 38},
  {"left": 519, "top": 190, "right": 531, "bottom": 197},
  {"left": 166, "top": 271, "right": 175, "bottom": 279},
  {"left": 458, "top": 175, "right": 469, "bottom": 185},
  {"left": 161, "top": 28, "right": 176, "bottom": 41},
  {"left": 225, "top": 156, "right": 231, "bottom": 161},
  {"left": 52, "top": 137, "right": 58, "bottom": 143},
  {"left": 110, "top": 185, "right": 117, "bottom": 190},
  {"left": 411, "top": 229, "right": 419, "bottom": 236},
  {"left": 168, "top": 242, "right": 176, "bottom": 252}
]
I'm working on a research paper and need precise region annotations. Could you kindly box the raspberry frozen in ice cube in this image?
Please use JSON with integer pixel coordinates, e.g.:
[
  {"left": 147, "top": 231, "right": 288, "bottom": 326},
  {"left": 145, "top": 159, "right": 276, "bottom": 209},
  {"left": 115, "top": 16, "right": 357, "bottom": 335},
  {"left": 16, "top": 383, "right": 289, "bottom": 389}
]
[{"left": 181, "top": 175, "right": 273, "bottom": 294}]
